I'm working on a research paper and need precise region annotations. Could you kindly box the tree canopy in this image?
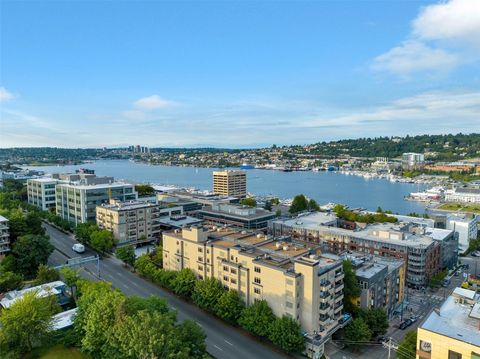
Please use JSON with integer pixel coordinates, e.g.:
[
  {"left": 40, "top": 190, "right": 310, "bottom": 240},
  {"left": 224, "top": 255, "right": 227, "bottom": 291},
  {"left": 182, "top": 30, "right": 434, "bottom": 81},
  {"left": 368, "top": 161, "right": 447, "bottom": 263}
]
[
  {"left": 11, "top": 234, "right": 54, "bottom": 279},
  {"left": 239, "top": 300, "right": 275, "bottom": 337}
]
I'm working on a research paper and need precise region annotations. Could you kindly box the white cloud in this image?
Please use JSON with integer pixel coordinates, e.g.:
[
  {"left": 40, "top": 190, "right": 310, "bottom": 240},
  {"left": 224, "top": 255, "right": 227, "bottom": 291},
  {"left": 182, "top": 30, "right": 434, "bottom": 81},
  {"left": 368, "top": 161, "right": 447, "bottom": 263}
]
[
  {"left": 413, "top": 0, "right": 480, "bottom": 46},
  {"left": 134, "top": 95, "right": 175, "bottom": 110},
  {"left": 0, "top": 87, "right": 14, "bottom": 102},
  {"left": 298, "top": 90, "right": 480, "bottom": 129},
  {"left": 372, "top": 40, "right": 461, "bottom": 76},
  {"left": 373, "top": 0, "right": 480, "bottom": 76}
]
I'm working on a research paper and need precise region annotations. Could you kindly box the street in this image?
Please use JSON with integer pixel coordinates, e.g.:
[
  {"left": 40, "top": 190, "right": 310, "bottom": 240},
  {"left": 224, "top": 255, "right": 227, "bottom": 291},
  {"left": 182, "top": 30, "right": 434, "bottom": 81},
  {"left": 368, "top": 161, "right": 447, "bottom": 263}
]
[
  {"left": 325, "top": 269, "right": 466, "bottom": 359},
  {"left": 44, "top": 224, "right": 290, "bottom": 359}
]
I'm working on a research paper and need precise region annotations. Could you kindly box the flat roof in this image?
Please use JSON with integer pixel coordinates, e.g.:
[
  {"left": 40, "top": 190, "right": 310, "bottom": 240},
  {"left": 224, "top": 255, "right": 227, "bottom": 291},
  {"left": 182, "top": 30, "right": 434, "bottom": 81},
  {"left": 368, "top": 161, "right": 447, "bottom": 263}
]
[
  {"left": 52, "top": 308, "right": 78, "bottom": 330},
  {"left": 0, "top": 215, "right": 8, "bottom": 222},
  {"left": 0, "top": 281, "right": 65, "bottom": 309},
  {"left": 99, "top": 200, "right": 157, "bottom": 211},
  {"left": 57, "top": 182, "right": 134, "bottom": 190},
  {"left": 201, "top": 205, "right": 276, "bottom": 220},
  {"left": 27, "top": 177, "right": 59, "bottom": 183},
  {"left": 272, "top": 212, "right": 338, "bottom": 230},
  {"left": 421, "top": 289, "right": 480, "bottom": 347},
  {"left": 158, "top": 216, "right": 203, "bottom": 228}
]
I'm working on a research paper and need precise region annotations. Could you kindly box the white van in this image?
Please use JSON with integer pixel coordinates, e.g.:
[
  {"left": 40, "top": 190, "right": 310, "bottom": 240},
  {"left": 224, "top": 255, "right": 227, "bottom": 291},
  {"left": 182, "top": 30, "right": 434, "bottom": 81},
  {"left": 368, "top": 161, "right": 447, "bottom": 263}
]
[{"left": 72, "top": 243, "right": 85, "bottom": 253}]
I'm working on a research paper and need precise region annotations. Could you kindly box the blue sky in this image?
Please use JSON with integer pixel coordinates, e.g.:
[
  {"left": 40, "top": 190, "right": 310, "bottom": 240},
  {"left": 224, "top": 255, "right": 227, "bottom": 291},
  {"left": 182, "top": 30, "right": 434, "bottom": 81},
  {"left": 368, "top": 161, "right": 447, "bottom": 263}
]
[{"left": 1, "top": 0, "right": 480, "bottom": 148}]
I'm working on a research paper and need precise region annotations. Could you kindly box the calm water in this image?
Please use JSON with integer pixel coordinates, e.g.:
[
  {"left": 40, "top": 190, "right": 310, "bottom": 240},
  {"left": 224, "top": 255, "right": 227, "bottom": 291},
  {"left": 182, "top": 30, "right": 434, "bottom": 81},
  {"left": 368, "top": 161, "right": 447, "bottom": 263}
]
[{"left": 25, "top": 160, "right": 428, "bottom": 215}]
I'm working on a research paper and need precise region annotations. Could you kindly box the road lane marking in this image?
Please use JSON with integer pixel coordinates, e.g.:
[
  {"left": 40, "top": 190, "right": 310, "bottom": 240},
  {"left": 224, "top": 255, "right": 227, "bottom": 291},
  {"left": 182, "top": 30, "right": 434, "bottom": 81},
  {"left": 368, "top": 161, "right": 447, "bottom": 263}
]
[
  {"left": 224, "top": 340, "right": 233, "bottom": 346},
  {"left": 213, "top": 345, "right": 223, "bottom": 352}
]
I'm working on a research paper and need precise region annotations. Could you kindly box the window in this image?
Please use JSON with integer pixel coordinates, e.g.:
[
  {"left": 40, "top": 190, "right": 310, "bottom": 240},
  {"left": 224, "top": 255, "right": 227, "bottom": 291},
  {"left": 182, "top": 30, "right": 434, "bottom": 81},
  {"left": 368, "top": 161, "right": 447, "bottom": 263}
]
[
  {"left": 223, "top": 266, "right": 228, "bottom": 271},
  {"left": 223, "top": 276, "right": 229, "bottom": 281},
  {"left": 231, "top": 268, "right": 237, "bottom": 274},
  {"left": 254, "top": 288, "right": 261, "bottom": 294},
  {"left": 231, "top": 279, "right": 237, "bottom": 284},
  {"left": 254, "top": 277, "right": 261, "bottom": 284},
  {"left": 448, "top": 351, "right": 462, "bottom": 359},
  {"left": 198, "top": 265, "right": 203, "bottom": 271},
  {"left": 254, "top": 266, "right": 261, "bottom": 273},
  {"left": 198, "top": 247, "right": 203, "bottom": 253}
]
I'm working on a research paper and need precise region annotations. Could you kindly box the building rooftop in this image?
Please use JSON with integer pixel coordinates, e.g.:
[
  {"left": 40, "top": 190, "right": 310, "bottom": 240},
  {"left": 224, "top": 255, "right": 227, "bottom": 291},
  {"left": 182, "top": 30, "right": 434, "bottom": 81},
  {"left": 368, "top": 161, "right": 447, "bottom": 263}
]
[
  {"left": 57, "top": 181, "right": 134, "bottom": 190},
  {"left": 98, "top": 200, "right": 158, "bottom": 211},
  {"left": 52, "top": 308, "right": 78, "bottom": 330},
  {"left": 0, "top": 215, "right": 8, "bottom": 222},
  {"left": 0, "top": 281, "right": 66, "bottom": 309},
  {"left": 27, "top": 177, "right": 59, "bottom": 183},
  {"left": 421, "top": 288, "right": 480, "bottom": 347},
  {"left": 158, "top": 215, "right": 203, "bottom": 228},
  {"left": 201, "top": 204, "right": 275, "bottom": 220},
  {"left": 272, "top": 211, "right": 338, "bottom": 230}
]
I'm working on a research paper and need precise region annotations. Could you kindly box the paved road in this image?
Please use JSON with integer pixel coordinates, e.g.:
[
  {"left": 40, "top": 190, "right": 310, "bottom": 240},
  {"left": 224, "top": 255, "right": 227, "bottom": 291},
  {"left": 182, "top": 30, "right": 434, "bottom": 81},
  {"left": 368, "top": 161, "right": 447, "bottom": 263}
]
[{"left": 44, "top": 224, "right": 290, "bottom": 359}]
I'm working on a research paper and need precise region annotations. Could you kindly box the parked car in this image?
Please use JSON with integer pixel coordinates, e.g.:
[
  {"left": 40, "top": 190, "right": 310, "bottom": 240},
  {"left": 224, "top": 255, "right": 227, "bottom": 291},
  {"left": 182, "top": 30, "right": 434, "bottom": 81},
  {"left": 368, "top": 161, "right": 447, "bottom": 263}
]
[
  {"left": 376, "top": 335, "right": 388, "bottom": 343},
  {"left": 72, "top": 243, "right": 85, "bottom": 253},
  {"left": 409, "top": 315, "right": 418, "bottom": 323},
  {"left": 471, "top": 251, "right": 480, "bottom": 257},
  {"left": 454, "top": 271, "right": 460, "bottom": 277},
  {"left": 399, "top": 319, "right": 412, "bottom": 330}
]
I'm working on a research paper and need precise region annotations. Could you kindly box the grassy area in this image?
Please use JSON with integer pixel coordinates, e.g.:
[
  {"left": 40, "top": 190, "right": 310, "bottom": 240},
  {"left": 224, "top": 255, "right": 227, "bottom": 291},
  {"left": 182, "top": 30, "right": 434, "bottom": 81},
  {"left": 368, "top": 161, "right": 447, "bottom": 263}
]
[
  {"left": 438, "top": 203, "right": 480, "bottom": 213},
  {"left": 29, "top": 345, "right": 87, "bottom": 359}
]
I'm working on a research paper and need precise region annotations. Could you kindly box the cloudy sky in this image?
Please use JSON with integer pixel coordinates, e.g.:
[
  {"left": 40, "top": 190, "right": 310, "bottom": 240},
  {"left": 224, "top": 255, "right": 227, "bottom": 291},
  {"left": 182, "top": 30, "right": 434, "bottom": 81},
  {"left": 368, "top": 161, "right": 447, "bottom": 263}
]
[{"left": 1, "top": 0, "right": 480, "bottom": 148}]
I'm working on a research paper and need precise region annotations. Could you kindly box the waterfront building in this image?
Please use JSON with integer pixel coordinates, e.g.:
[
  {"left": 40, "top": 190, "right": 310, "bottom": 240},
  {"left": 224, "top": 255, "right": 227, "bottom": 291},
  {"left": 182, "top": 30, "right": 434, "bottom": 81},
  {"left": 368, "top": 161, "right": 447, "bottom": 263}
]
[
  {"left": 445, "top": 187, "right": 480, "bottom": 204},
  {"left": 56, "top": 175, "right": 137, "bottom": 225},
  {"left": 402, "top": 153, "right": 425, "bottom": 167},
  {"left": 269, "top": 213, "right": 457, "bottom": 287},
  {"left": 416, "top": 287, "right": 480, "bottom": 359},
  {"left": 198, "top": 203, "right": 276, "bottom": 230},
  {"left": 27, "top": 177, "right": 59, "bottom": 210},
  {"left": 96, "top": 200, "right": 164, "bottom": 245},
  {"left": 445, "top": 214, "right": 478, "bottom": 254},
  {"left": 345, "top": 253, "right": 405, "bottom": 317},
  {"left": 162, "top": 226, "right": 345, "bottom": 358},
  {"left": 212, "top": 170, "right": 247, "bottom": 198},
  {"left": 0, "top": 215, "right": 10, "bottom": 258}
]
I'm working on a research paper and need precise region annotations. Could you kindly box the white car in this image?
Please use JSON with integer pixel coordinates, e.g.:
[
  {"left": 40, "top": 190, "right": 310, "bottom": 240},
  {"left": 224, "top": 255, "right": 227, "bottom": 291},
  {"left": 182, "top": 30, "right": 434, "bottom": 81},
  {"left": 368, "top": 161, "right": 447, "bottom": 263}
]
[{"left": 72, "top": 243, "right": 85, "bottom": 253}]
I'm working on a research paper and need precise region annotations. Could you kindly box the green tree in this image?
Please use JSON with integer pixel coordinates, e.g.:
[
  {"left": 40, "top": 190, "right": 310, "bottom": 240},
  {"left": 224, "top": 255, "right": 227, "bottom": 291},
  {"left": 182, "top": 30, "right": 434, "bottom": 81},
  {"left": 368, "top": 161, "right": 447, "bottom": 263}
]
[
  {"left": 238, "top": 300, "right": 275, "bottom": 337},
  {"left": 89, "top": 229, "right": 115, "bottom": 253},
  {"left": 116, "top": 245, "right": 136, "bottom": 267},
  {"left": 77, "top": 285, "right": 125, "bottom": 356},
  {"left": 74, "top": 223, "right": 97, "bottom": 243},
  {"left": 191, "top": 277, "right": 224, "bottom": 311},
  {"left": 134, "top": 253, "right": 159, "bottom": 279},
  {"left": 6, "top": 208, "right": 28, "bottom": 242},
  {"left": 342, "top": 260, "right": 360, "bottom": 314},
  {"left": 240, "top": 198, "right": 257, "bottom": 207},
  {"left": 359, "top": 308, "right": 388, "bottom": 338},
  {"left": 307, "top": 199, "right": 320, "bottom": 211},
  {"left": 289, "top": 194, "right": 309, "bottom": 214},
  {"left": 0, "top": 291, "right": 59, "bottom": 353},
  {"left": 215, "top": 289, "right": 245, "bottom": 324},
  {"left": 34, "top": 264, "right": 60, "bottom": 285},
  {"left": 134, "top": 184, "right": 155, "bottom": 197},
  {"left": 0, "top": 271, "right": 23, "bottom": 293},
  {"left": 171, "top": 268, "right": 197, "bottom": 298},
  {"left": 397, "top": 330, "right": 417, "bottom": 359},
  {"left": 151, "top": 246, "right": 163, "bottom": 268},
  {"left": 343, "top": 318, "right": 372, "bottom": 348},
  {"left": 264, "top": 200, "right": 273, "bottom": 211},
  {"left": 175, "top": 319, "right": 208, "bottom": 358},
  {"left": 60, "top": 267, "right": 80, "bottom": 301},
  {"left": 123, "top": 295, "right": 173, "bottom": 318},
  {"left": 25, "top": 211, "right": 45, "bottom": 235},
  {"left": 12, "top": 234, "right": 54, "bottom": 278},
  {"left": 268, "top": 316, "right": 305, "bottom": 353},
  {"left": 275, "top": 209, "right": 282, "bottom": 217}
]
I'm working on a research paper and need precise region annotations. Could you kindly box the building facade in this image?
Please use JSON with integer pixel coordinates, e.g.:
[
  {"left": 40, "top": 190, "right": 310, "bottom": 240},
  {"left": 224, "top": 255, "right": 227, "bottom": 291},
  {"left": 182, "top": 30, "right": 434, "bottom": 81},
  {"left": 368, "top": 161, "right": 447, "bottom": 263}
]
[
  {"left": 347, "top": 253, "right": 405, "bottom": 317},
  {"left": 402, "top": 153, "right": 425, "bottom": 167},
  {"left": 0, "top": 215, "right": 10, "bottom": 257},
  {"left": 27, "top": 178, "right": 58, "bottom": 211},
  {"left": 198, "top": 203, "right": 276, "bottom": 230},
  {"left": 270, "top": 215, "right": 452, "bottom": 288},
  {"left": 446, "top": 214, "right": 478, "bottom": 254},
  {"left": 96, "top": 200, "right": 165, "bottom": 245},
  {"left": 416, "top": 288, "right": 480, "bottom": 359},
  {"left": 56, "top": 177, "right": 137, "bottom": 225},
  {"left": 163, "top": 226, "right": 345, "bottom": 357},
  {"left": 212, "top": 170, "right": 247, "bottom": 198},
  {"left": 445, "top": 187, "right": 480, "bottom": 204}
]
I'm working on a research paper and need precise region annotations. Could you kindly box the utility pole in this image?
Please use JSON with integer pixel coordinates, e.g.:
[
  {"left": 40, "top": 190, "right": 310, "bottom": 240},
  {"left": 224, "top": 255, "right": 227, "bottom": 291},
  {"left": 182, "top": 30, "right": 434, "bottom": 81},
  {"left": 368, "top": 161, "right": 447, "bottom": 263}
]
[{"left": 383, "top": 337, "right": 398, "bottom": 359}]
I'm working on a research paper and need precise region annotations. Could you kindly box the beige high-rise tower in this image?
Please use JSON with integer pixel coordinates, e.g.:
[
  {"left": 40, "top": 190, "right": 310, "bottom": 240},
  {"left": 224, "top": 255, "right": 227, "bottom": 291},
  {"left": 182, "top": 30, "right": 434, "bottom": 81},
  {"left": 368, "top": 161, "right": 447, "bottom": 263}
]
[{"left": 212, "top": 170, "right": 246, "bottom": 198}]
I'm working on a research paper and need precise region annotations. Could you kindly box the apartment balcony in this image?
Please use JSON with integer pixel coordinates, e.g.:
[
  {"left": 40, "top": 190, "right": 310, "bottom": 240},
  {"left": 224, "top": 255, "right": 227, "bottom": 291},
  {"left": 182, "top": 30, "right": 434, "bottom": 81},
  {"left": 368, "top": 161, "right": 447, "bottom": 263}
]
[
  {"left": 319, "top": 305, "right": 330, "bottom": 315},
  {"left": 334, "top": 283, "right": 344, "bottom": 292},
  {"left": 335, "top": 272, "right": 344, "bottom": 281}
]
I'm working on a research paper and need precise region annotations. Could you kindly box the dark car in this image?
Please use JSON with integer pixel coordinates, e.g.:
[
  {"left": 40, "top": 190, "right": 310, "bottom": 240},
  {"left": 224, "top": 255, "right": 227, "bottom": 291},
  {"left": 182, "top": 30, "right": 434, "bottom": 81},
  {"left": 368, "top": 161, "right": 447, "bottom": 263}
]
[
  {"left": 399, "top": 319, "right": 412, "bottom": 330},
  {"left": 376, "top": 335, "right": 388, "bottom": 343}
]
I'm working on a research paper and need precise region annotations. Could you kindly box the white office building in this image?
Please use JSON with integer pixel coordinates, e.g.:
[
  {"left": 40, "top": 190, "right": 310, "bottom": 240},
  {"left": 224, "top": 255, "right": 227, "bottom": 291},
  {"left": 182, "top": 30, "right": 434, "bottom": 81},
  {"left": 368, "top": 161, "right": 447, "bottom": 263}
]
[
  {"left": 27, "top": 177, "right": 59, "bottom": 211},
  {"left": 402, "top": 152, "right": 425, "bottom": 167},
  {"left": 446, "top": 214, "right": 478, "bottom": 254},
  {"left": 0, "top": 215, "right": 10, "bottom": 257}
]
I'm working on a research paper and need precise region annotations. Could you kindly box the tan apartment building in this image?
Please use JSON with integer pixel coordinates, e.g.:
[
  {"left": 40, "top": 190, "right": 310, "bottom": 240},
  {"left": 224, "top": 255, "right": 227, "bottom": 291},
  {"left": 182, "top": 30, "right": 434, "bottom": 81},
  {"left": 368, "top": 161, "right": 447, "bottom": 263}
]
[
  {"left": 212, "top": 170, "right": 246, "bottom": 198},
  {"left": 416, "top": 288, "right": 480, "bottom": 359},
  {"left": 163, "top": 226, "right": 345, "bottom": 357}
]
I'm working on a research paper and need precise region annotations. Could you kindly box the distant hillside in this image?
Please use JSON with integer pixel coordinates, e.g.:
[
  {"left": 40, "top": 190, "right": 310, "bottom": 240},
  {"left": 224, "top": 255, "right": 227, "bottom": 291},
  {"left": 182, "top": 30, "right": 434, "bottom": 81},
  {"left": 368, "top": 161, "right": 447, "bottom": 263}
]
[{"left": 306, "top": 133, "right": 480, "bottom": 160}]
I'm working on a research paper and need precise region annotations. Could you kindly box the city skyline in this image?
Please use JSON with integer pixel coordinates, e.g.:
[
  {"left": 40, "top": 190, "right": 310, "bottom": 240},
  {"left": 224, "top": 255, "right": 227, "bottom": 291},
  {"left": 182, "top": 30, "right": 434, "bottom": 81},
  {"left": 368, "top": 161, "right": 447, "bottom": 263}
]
[{"left": 1, "top": 0, "right": 480, "bottom": 148}]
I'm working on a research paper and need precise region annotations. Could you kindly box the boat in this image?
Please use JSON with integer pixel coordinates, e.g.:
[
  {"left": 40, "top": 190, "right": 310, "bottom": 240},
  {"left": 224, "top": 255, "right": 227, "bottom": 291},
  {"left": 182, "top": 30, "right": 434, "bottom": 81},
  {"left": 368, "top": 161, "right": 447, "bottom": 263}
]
[{"left": 240, "top": 163, "right": 255, "bottom": 169}]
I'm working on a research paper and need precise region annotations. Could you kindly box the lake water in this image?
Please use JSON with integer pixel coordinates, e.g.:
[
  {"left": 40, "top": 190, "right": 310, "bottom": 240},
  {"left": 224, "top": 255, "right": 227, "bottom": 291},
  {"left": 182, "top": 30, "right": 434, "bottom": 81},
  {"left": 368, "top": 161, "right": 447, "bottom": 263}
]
[{"left": 25, "top": 160, "right": 428, "bottom": 215}]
